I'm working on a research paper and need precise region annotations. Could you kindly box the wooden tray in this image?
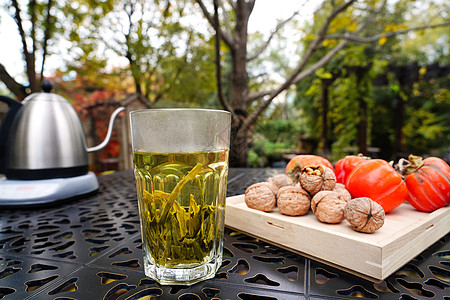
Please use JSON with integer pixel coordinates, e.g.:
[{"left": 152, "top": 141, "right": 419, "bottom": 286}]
[{"left": 225, "top": 194, "right": 450, "bottom": 282}]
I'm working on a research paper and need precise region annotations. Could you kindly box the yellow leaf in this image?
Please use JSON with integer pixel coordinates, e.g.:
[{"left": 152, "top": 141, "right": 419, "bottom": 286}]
[
  {"left": 419, "top": 67, "right": 427, "bottom": 77},
  {"left": 304, "top": 34, "right": 316, "bottom": 41},
  {"left": 348, "top": 20, "right": 358, "bottom": 32},
  {"left": 322, "top": 39, "right": 337, "bottom": 47},
  {"left": 378, "top": 37, "right": 387, "bottom": 46}
]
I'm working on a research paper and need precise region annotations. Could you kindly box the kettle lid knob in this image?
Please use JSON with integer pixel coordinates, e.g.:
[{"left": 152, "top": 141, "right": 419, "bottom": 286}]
[{"left": 42, "top": 80, "right": 52, "bottom": 93}]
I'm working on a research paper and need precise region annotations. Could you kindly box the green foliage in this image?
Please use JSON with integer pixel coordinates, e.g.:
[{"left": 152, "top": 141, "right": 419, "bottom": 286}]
[
  {"left": 256, "top": 119, "right": 302, "bottom": 146},
  {"left": 328, "top": 76, "right": 360, "bottom": 160},
  {"left": 403, "top": 76, "right": 450, "bottom": 155},
  {"left": 293, "top": 0, "right": 449, "bottom": 161},
  {"left": 249, "top": 118, "right": 302, "bottom": 167}
]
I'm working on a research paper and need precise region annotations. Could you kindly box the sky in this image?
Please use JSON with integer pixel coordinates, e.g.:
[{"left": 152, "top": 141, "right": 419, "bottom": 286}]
[{"left": 0, "top": 0, "right": 317, "bottom": 82}]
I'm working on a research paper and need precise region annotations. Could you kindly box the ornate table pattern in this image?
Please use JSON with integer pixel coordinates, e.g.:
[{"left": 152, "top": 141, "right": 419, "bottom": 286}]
[{"left": 0, "top": 169, "right": 448, "bottom": 299}]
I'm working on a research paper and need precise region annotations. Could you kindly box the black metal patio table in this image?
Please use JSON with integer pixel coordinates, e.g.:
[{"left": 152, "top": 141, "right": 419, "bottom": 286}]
[{"left": 0, "top": 169, "right": 448, "bottom": 299}]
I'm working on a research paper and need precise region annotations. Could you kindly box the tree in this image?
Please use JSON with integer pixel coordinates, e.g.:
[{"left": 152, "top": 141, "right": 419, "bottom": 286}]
[
  {"left": 195, "top": 0, "right": 450, "bottom": 166},
  {"left": 94, "top": 0, "right": 216, "bottom": 105},
  {"left": 0, "top": 0, "right": 115, "bottom": 100}
]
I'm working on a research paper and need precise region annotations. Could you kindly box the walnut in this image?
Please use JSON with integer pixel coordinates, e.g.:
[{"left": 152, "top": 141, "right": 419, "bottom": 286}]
[
  {"left": 333, "top": 183, "right": 352, "bottom": 202},
  {"left": 277, "top": 186, "right": 311, "bottom": 216},
  {"left": 344, "top": 197, "right": 385, "bottom": 233},
  {"left": 300, "top": 165, "right": 336, "bottom": 196},
  {"left": 311, "top": 191, "right": 347, "bottom": 223},
  {"left": 267, "top": 174, "right": 294, "bottom": 196},
  {"left": 245, "top": 182, "right": 277, "bottom": 212}
]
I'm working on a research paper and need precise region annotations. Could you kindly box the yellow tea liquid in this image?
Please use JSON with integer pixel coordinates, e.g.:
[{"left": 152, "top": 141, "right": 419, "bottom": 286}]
[{"left": 133, "top": 150, "right": 228, "bottom": 274}]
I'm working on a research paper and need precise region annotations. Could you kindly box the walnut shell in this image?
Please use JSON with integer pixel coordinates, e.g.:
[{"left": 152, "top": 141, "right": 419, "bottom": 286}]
[
  {"left": 300, "top": 165, "right": 336, "bottom": 196},
  {"left": 333, "top": 183, "right": 351, "bottom": 202},
  {"left": 344, "top": 197, "right": 385, "bottom": 233},
  {"left": 245, "top": 182, "right": 277, "bottom": 212},
  {"left": 311, "top": 191, "right": 347, "bottom": 223},
  {"left": 277, "top": 186, "right": 311, "bottom": 216},
  {"left": 267, "top": 174, "right": 294, "bottom": 195}
]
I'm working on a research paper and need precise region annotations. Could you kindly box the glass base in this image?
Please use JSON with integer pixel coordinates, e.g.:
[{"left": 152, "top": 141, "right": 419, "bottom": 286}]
[{"left": 143, "top": 256, "right": 221, "bottom": 285}]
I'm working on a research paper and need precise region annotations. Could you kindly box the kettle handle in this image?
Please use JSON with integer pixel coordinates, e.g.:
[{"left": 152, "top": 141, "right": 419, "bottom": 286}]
[{"left": 0, "top": 96, "right": 23, "bottom": 174}]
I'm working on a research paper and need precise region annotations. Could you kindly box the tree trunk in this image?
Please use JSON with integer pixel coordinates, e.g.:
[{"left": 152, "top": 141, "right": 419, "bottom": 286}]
[
  {"left": 391, "top": 63, "right": 419, "bottom": 160},
  {"left": 357, "top": 97, "right": 368, "bottom": 155},
  {"left": 319, "top": 76, "right": 337, "bottom": 155},
  {"left": 347, "top": 65, "right": 371, "bottom": 155},
  {"left": 230, "top": 122, "right": 249, "bottom": 167},
  {"left": 393, "top": 95, "right": 404, "bottom": 159},
  {"left": 320, "top": 80, "right": 329, "bottom": 155},
  {"left": 227, "top": 0, "right": 251, "bottom": 167}
]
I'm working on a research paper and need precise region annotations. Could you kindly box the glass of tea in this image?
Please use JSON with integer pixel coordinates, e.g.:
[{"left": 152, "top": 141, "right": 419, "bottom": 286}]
[{"left": 129, "top": 109, "right": 231, "bottom": 285}]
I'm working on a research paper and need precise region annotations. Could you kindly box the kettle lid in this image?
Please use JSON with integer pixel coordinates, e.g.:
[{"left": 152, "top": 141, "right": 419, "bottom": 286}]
[{"left": 23, "top": 80, "right": 69, "bottom": 104}]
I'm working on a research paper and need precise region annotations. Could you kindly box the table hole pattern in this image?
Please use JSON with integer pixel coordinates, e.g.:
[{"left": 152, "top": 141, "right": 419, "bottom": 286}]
[
  {"left": 138, "top": 278, "right": 156, "bottom": 286},
  {"left": 0, "top": 169, "right": 447, "bottom": 299},
  {"left": 277, "top": 265, "right": 299, "bottom": 281},
  {"left": 89, "top": 245, "right": 110, "bottom": 256},
  {"left": 103, "top": 283, "right": 136, "bottom": 300},
  {"left": 396, "top": 263, "right": 425, "bottom": 279},
  {"left": 52, "top": 250, "right": 76, "bottom": 259},
  {"left": 28, "top": 263, "right": 58, "bottom": 273},
  {"left": 237, "top": 292, "right": 278, "bottom": 300},
  {"left": 202, "top": 287, "right": 220, "bottom": 297},
  {"left": 223, "top": 246, "right": 234, "bottom": 258},
  {"left": 373, "top": 280, "right": 400, "bottom": 293},
  {"left": 424, "top": 278, "right": 449, "bottom": 290},
  {"left": 97, "top": 272, "right": 128, "bottom": 285},
  {"left": 25, "top": 275, "right": 59, "bottom": 292},
  {"left": 109, "top": 247, "right": 133, "bottom": 258},
  {"left": 124, "top": 287, "right": 163, "bottom": 299},
  {"left": 428, "top": 265, "right": 450, "bottom": 282},
  {"left": 395, "top": 278, "right": 435, "bottom": 298},
  {"left": 244, "top": 274, "right": 280, "bottom": 286},
  {"left": 399, "top": 294, "right": 421, "bottom": 300},
  {"left": 252, "top": 256, "right": 285, "bottom": 264},
  {"left": 0, "top": 287, "right": 15, "bottom": 298},
  {"left": 315, "top": 267, "right": 338, "bottom": 284},
  {"left": 219, "top": 259, "right": 231, "bottom": 270},
  {"left": 0, "top": 267, "right": 21, "bottom": 279},
  {"left": 5, "top": 260, "right": 21, "bottom": 267},
  {"left": 232, "top": 242, "right": 259, "bottom": 253},
  {"left": 215, "top": 272, "right": 228, "bottom": 280},
  {"left": 228, "top": 259, "right": 250, "bottom": 275},
  {"left": 169, "top": 285, "right": 189, "bottom": 294},
  {"left": 48, "top": 277, "right": 79, "bottom": 295},
  {"left": 441, "top": 261, "right": 450, "bottom": 268},
  {"left": 179, "top": 293, "right": 201, "bottom": 300},
  {"left": 336, "top": 285, "right": 378, "bottom": 298},
  {"left": 112, "top": 259, "right": 141, "bottom": 269},
  {"left": 433, "top": 250, "right": 450, "bottom": 259}
]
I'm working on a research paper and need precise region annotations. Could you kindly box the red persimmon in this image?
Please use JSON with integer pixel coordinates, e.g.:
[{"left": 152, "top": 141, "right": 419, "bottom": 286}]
[
  {"left": 335, "top": 154, "right": 370, "bottom": 184},
  {"left": 345, "top": 159, "right": 408, "bottom": 213},
  {"left": 286, "top": 155, "right": 333, "bottom": 183},
  {"left": 399, "top": 155, "right": 450, "bottom": 212}
]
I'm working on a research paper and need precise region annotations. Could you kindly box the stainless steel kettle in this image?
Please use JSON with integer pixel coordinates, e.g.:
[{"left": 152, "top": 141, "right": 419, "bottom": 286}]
[{"left": 0, "top": 85, "right": 124, "bottom": 180}]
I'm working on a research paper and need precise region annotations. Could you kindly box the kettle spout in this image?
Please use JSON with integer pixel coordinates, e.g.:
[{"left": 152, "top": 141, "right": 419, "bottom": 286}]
[{"left": 87, "top": 106, "right": 126, "bottom": 153}]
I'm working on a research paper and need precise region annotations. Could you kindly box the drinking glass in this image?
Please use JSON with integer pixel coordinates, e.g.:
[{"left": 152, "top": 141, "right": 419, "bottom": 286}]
[{"left": 129, "top": 109, "right": 231, "bottom": 285}]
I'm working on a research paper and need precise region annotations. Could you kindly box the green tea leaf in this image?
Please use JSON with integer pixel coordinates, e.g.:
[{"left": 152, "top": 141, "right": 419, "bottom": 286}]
[
  {"left": 160, "top": 163, "right": 203, "bottom": 223},
  {"left": 155, "top": 190, "right": 170, "bottom": 200}
]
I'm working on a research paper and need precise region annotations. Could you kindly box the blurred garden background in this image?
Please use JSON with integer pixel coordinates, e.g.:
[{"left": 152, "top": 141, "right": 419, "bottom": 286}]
[{"left": 0, "top": 0, "right": 449, "bottom": 172}]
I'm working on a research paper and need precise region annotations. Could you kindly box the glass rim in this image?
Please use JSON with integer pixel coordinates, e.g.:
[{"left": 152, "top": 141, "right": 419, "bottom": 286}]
[{"left": 130, "top": 108, "right": 231, "bottom": 116}]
